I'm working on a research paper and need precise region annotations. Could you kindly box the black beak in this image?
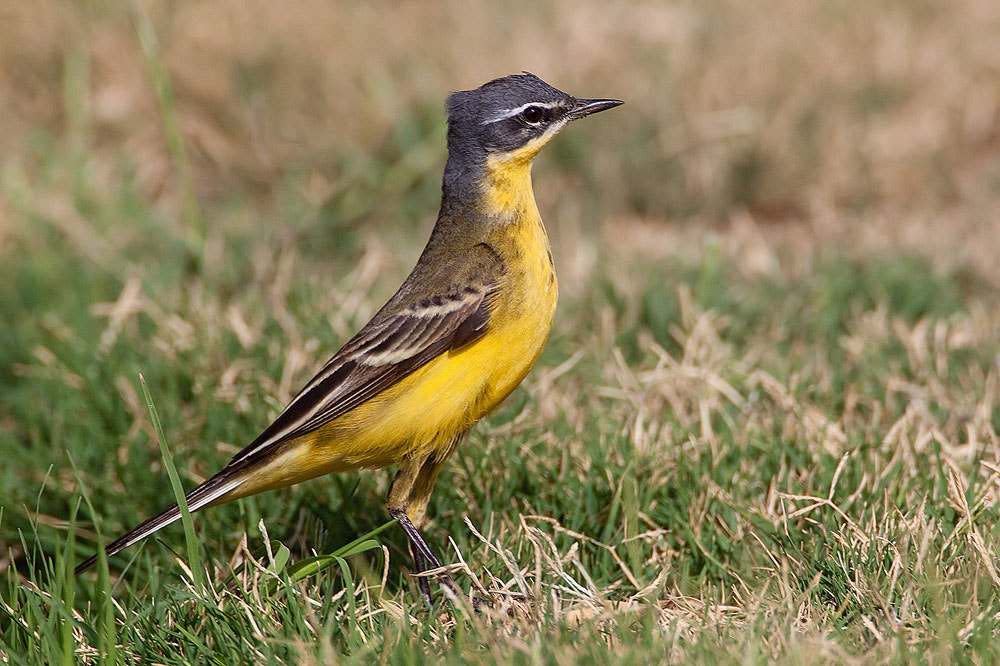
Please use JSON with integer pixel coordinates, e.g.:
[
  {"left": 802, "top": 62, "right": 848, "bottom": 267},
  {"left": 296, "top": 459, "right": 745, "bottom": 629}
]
[{"left": 566, "top": 98, "right": 624, "bottom": 121}]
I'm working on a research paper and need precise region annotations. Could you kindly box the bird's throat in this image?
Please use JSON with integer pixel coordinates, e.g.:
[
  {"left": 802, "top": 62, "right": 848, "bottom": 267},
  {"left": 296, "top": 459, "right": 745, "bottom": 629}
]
[
  {"left": 442, "top": 131, "right": 555, "bottom": 224},
  {"left": 481, "top": 151, "right": 538, "bottom": 224}
]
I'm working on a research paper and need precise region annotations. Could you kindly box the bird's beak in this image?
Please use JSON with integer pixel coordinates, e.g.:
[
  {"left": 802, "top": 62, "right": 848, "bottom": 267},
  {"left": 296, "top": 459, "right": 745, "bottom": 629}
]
[{"left": 566, "top": 98, "right": 624, "bottom": 121}]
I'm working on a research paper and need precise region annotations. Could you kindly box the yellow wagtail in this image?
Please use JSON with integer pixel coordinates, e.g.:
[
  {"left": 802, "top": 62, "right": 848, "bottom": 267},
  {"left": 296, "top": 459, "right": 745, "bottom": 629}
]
[{"left": 75, "top": 73, "right": 622, "bottom": 601}]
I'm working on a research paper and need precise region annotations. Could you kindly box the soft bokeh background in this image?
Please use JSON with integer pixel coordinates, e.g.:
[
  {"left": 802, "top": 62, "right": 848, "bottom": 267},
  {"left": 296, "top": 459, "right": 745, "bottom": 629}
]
[
  {"left": 2, "top": 1, "right": 1000, "bottom": 663},
  {"left": 5, "top": 0, "right": 999, "bottom": 272}
]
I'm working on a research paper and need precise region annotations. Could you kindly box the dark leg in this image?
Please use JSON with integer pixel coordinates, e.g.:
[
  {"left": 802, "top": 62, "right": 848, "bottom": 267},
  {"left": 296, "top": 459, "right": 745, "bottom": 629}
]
[
  {"left": 388, "top": 508, "right": 461, "bottom": 603},
  {"left": 387, "top": 455, "right": 457, "bottom": 606},
  {"left": 410, "top": 548, "right": 431, "bottom": 606},
  {"left": 402, "top": 436, "right": 491, "bottom": 611},
  {"left": 386, "top": 434, "right": 471, "bottom": 607}
]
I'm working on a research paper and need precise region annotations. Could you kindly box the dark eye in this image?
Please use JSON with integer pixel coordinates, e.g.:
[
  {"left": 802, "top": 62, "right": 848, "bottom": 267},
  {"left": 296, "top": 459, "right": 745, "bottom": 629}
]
[{"left": 522, "top": 106, "right": 544, "bottom": 123}]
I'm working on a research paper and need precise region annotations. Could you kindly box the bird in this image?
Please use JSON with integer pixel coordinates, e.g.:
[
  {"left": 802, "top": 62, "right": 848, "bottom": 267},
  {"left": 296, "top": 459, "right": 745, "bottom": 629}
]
[{"left": 74, "top": 72, "right": 623, "bottom": 604}]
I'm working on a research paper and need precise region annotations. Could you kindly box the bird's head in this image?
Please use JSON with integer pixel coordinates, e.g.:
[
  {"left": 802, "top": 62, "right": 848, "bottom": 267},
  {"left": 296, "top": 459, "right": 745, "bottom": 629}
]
[
  {"left": 441, "top": 73, "right": 622, "bottom": 218},
  {"left": 445, "top": 72, "right": 623, "bottom": 166}
]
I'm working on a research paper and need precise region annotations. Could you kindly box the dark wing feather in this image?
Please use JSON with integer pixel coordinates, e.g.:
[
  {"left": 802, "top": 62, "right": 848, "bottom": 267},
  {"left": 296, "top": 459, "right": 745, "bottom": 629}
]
[{"left": 225, "top": 281, "right": 497, "bottom": 470}]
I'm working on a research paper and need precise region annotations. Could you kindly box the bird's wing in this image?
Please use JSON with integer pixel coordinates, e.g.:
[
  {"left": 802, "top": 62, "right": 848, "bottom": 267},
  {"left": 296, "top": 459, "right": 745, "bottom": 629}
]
[{"left": 226, "top": 276, "right": 498, "bottom": 470}]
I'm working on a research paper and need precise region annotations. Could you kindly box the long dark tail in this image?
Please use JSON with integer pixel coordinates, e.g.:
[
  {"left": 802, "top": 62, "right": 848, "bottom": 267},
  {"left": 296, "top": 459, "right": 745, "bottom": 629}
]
[{"left": 74, "top": 470, "right": 246, "bottom": 574}]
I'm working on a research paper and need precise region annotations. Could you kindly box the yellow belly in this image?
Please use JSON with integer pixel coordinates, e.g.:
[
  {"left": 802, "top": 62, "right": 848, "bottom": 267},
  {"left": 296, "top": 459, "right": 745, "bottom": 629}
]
[{"left": 231, "top": 223, "right": 558, "bottom": 497}]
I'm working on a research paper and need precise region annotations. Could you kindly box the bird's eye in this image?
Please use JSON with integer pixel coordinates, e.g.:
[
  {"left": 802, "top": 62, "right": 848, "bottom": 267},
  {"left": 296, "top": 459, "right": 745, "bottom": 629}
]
[{"left": 522, "top": 106, "right": 545, "bottom": 123}]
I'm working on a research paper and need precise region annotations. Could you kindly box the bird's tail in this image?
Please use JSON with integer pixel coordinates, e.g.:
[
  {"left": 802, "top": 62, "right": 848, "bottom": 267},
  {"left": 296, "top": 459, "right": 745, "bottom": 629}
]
[{"left": 74, "top": 470, "right": 246, "bottom": 575}]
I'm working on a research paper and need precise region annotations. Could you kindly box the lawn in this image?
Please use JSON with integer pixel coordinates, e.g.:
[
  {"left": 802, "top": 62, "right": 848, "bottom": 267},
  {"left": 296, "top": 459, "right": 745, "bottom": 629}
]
[{"left": 2, "top": 1, "right": 1000, "bottom": 663}]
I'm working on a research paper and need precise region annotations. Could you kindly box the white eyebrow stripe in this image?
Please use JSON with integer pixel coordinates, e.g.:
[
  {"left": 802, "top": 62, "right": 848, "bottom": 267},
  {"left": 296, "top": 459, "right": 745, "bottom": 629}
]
[{"left": 480, "top": 101, "right": 564, "bottom": 125}]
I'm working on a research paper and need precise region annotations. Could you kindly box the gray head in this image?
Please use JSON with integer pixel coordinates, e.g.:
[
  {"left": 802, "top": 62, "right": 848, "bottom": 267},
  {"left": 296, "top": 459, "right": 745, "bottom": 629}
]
[
  {"left": 445, "top": 72, "right": 623, "bottom": 162},
  {"left": 439, "top": 73, "right": 622, "bottom": 212}
]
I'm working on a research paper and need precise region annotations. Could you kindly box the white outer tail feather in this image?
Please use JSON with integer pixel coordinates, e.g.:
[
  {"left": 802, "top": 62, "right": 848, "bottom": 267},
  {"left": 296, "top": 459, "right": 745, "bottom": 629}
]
[{"left": 74, "top": 473, "right": 246, "bottom": 574}]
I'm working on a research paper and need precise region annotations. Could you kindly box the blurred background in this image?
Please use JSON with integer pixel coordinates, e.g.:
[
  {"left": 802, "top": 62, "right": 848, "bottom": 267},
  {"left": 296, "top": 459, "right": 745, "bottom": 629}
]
[
  {"left": 4, "top": 0, "right": 999, "bottom": 276},
  {"left": 2, "top": 1, "right": 1000, "bottom": 658}
]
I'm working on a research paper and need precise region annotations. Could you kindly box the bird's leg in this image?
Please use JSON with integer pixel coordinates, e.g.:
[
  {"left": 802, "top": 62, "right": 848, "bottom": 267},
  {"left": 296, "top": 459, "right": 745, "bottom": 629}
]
[
  {"left": 387, "top": 458, "right": 454, "bottom": 605},
  {"left": 394, "top": 507, "right": 489, "bottom": 612},
  {"left": 410, "top": 543, "right": 431, "bottom": 605},
  {"left": 388, "top": 508, "right": 460, "bottom": 604},
  {"left": 387, "top": 435, "right": 469, "bottom": 606}
]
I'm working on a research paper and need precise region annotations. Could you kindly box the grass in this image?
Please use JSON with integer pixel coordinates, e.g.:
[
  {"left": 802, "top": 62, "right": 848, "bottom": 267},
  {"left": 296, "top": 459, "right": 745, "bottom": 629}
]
[{"left": 3, "top": 0, "right": 1000, "bottom": 663}]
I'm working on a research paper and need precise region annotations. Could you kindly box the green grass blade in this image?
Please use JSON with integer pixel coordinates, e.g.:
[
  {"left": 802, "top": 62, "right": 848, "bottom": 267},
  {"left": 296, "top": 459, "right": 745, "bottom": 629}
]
[
  {"left": 139, "top": 373, "right": 205, "bottom": 591},
  {"left": 257, "top": 519, "right": 395, "bottom": 598},
  {"left": 285, "top": 519, "right": 396, "bottom": 584}
]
